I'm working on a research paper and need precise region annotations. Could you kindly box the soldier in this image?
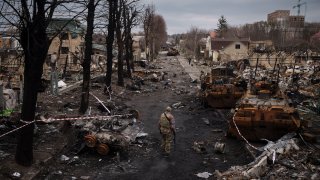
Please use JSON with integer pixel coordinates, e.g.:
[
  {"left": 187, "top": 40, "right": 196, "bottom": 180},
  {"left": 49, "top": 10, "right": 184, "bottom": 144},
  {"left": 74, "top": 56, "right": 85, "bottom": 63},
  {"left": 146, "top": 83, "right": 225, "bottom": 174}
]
[
  {"left": 158, "top": 106, "right": 176, "bottom": 155},
  {"left": 188, "top": 57, "right": 192, "bottom": 65}
]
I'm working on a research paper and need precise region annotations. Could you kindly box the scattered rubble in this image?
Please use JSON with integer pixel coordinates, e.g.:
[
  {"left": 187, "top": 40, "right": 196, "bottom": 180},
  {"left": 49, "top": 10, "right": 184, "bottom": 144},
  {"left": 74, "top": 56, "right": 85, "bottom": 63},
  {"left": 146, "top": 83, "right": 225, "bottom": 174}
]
[
  {"left": 216, "top": 133, "right": 320, "bottom": 179},
  {"left": 192, "top": 141, "right": 207, "bottom": 154},
  {"left": 195, "top": 172, "right": 212, "bottom": 179},
  {"left": 72, "top": 113, "right": 144, "bottom": 155},
  {"left": 0, "top": 50, "right": 319, "bottom": 179}
]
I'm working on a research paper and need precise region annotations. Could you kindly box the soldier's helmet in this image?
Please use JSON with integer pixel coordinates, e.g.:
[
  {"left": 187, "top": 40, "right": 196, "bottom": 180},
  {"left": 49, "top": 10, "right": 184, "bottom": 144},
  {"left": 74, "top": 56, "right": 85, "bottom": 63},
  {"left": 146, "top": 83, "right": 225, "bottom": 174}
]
[{"left": 166, "top": 106, "right": 172, "bottom": 112}]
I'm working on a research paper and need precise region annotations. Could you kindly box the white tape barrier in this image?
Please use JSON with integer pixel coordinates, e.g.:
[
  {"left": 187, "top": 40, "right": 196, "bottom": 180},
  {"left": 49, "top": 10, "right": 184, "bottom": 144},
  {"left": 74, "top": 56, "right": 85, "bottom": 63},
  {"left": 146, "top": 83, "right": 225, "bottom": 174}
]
[{"left": 0, "top": 114, "right": 132, "bottom": 139}]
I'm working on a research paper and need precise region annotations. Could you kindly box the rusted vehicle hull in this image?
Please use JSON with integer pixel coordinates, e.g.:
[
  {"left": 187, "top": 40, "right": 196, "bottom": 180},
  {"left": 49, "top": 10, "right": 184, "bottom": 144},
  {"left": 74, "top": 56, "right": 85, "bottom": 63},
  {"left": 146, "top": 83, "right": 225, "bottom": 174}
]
[
  {"left": 228, "top": 116, "right": 300, "bottom": 141},
  {"left": 200, "top": 66, "right": 247, "bottom": 108},
  {"left": 204, "top": 91, "right": 243, "bottom": 108},
  {"left": 227, "top": 98, "right": 301, "bottom": 141}
]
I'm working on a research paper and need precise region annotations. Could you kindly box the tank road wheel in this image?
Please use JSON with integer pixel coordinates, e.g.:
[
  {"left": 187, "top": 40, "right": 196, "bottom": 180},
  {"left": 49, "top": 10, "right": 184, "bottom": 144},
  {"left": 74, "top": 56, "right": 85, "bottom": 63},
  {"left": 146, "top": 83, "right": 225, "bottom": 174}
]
[
  {"left": 84, "top": 134, "right": 97, "bottom": 148},
  {"left": 96, "top": 143, "right": 110, "bottom": 155}
]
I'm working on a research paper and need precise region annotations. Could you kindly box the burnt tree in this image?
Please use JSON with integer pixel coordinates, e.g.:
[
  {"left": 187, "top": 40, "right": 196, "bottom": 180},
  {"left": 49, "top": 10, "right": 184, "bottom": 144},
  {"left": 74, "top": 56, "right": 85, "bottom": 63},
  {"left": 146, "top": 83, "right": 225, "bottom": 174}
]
[
  {"left": 15, "top": 0, "right": 52, "bottom": 166},
  {"left": 115, "top": 0, "right": 124, "bottom": 86},
  {"left": 123, "top": 1, "right": 140, "bottom": 77},
  {"left": 0, "top": 0, "right": 55, "bottom": 166},
  {"left": 105, "top": 0, "right": 117, "bottom": 91},
  {"left": 80, "top": 0, "right": 100, "bottom": 114},
  {"left": 0, "top": 0, "right": 86, "bottom": 166}
]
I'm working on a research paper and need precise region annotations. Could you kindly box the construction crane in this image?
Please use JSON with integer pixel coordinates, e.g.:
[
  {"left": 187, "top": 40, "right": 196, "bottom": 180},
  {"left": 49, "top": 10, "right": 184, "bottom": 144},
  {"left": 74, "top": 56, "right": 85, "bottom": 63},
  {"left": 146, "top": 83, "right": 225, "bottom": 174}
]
[{"left": 293, "top": 0, "right": 307, "bottom": 16}]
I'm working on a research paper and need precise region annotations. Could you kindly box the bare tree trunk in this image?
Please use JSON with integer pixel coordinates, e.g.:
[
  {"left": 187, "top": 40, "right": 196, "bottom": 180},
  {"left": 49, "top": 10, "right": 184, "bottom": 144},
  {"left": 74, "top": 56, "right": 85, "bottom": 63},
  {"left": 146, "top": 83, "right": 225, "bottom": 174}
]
[
  {"left": 80, "top": 0, "right": 95, "bottom": 114},
  {"left": 105, "top": 0, "right": 117, "bottom": 90},
  {"left": 128, "top": 36, "right": 134, "bottom": 72},
  {"left": 124, "top": 41, "right": 131, "bottom": 77},
  {"left": 143, "top": 5, "right": 154, "bottom": 62},
  {"left": 124, "top": 3, "right": 138, "bottom": 76},
  {"left": 151, "top": 34, "right": 155, "bottom": 61},
  {"left": 123, "top": 7, "right": 131, "bottom": 78},
  {"left": 15, "top": 2, "right": 49, "bottom": 166},
  {"left": 116, "top": 38, "right": 124, "bottom": 86},
  {"left": 116, "top": 0, "right": 124, "bottom": 86}
]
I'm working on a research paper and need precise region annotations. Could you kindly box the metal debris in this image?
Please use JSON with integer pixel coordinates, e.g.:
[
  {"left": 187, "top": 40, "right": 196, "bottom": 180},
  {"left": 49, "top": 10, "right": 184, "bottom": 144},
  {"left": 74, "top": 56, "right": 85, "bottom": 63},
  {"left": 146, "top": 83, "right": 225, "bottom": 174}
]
[
  {"left": 216, "top": 134, "right": 309, "bottom": 179},
  {"left": 214, "top": 142, "right": 226, "bottom": 154},
  {"left": 192, "top": 141, "right": 207, "bottom": 153}
]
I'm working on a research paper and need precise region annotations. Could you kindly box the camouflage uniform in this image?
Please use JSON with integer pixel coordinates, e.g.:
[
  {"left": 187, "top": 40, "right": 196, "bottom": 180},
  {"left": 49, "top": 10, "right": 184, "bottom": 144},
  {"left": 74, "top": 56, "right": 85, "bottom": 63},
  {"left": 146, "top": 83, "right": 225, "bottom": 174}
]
[{"left": 159, "top": 108, "right": 175, "bottom": 154}]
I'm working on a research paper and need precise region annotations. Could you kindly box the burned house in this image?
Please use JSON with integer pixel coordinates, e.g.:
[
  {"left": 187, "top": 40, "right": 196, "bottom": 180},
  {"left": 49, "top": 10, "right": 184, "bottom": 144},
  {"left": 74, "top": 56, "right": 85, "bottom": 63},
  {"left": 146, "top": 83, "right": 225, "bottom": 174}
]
[
  {"left": 198, "top": 37, "right": 207, "bottom": 58},
  {"left": 132, "top": 36, "right": 144, "bottom": 61},
  {"left": 91, "top": 44, "right": 107, "bottom": 72},
  {"left": 249, "top": 40, "right": 274, "bottom": 53},
  {"left": 46, "top": 18, "right": 85, "bottom": 75},
  {"left": 0, "top": 31, "right": 23, "bottom": 93}
]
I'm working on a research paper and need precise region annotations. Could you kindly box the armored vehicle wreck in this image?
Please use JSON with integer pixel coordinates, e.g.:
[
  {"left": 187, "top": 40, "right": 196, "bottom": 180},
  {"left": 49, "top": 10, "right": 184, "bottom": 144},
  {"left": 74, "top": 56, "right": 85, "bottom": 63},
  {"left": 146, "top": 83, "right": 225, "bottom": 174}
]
[{"left": 200, "top": 66, "right": 247, "bottom": 108}]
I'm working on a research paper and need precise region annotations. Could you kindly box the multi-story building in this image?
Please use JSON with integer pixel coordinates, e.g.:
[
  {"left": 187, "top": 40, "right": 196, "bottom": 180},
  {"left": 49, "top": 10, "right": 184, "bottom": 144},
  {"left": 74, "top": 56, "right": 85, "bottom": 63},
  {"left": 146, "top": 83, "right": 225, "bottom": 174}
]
[
  {"left": 267, "top": 10, "right": 305, "bottom": 28},
  {"left": 288, "top": 15, "right": 305, "bottom": 28},
  {"left": 267, "top": 10, "right": 290, "bottom": 27}
]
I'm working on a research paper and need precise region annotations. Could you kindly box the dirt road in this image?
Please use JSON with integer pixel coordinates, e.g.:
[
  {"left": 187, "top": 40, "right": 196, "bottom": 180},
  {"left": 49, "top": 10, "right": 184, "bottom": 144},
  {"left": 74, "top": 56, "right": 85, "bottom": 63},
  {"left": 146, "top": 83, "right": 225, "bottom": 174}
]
[{"left": 34, "top": 54, "right": 252, "bottom": 180}]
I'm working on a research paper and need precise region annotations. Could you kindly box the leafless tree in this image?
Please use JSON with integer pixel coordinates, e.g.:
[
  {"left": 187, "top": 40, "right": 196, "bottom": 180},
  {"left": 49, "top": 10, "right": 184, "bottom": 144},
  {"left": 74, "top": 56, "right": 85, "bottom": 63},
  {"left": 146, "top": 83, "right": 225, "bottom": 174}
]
[
  {"left": 105, "top": 0, "right": 117, "bottom": 91},
  {"left": 79, "top": 0, "right": 102, "bottom": 114},
  {"left": 237, "top": 21, "right": 270, "bottom": 41},
  {"left": 0, "top": 0, "right": 86, "bottom": 166},
  {"left": 150, "top": 14, "right": 167, "bottom": 59},
  {"left": 123, "top": 1, "right": 141, "bottom": 77},
  {"left": 183, "top": 26, "right": 208, "bottom": 59},
  {"left": 115, "top": 0, "right": 125, "bottom": 86},
  {"left": 142, "top": 4, "right": 154, "bottom": 61}
]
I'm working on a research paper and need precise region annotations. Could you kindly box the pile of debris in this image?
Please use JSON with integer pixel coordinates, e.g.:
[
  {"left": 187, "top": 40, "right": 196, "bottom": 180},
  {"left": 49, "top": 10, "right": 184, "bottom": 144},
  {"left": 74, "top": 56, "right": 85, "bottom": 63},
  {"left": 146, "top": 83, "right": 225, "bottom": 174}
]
[
  {"left": 215, "top": 134, "right": 320, "bottom": 179},
  {"left": 73, "top": 113, "right": 144, "bottom": 155}
]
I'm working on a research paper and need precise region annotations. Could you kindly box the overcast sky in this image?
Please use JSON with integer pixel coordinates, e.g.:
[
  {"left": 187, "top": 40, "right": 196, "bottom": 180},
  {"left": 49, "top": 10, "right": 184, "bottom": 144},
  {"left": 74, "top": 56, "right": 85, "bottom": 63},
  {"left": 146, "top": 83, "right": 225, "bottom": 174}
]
[{"left": 139, "top": 0, "right": 320, "bottom": 35}]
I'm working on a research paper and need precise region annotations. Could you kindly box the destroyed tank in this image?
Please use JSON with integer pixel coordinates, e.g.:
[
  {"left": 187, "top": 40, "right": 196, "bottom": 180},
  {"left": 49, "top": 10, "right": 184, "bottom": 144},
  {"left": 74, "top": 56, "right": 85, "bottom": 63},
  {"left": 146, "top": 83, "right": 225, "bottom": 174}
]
[
  {"left": 228, "top": 97, "right": 301, "bottom": 141},
  {"left": 227, "top": 78, "right": 301, "bottom": 141},
  {"left": 200, "top": 66, "right": 247, "bottom": 108}
]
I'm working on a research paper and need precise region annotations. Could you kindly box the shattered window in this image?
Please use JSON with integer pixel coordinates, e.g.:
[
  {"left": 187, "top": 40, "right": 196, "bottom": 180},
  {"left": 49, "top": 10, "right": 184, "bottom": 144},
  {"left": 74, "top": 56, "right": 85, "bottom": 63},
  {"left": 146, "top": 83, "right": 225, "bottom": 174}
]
[
  {"left": 235, "top": 44, "right": 240, "bottom": 49},
  {"left": 61, "top": 47, "right": 69, "bottom": 54},
  {"left": 61, "top": 32, "right": 69, "bottom": 40}
]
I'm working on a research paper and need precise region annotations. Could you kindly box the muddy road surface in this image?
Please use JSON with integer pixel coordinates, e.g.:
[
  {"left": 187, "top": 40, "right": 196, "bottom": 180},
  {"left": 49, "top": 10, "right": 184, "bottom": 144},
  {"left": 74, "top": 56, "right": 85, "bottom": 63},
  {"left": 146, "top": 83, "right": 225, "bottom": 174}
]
[{"left": 35, "top": 55, "right": 253, "bottom": 180}]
